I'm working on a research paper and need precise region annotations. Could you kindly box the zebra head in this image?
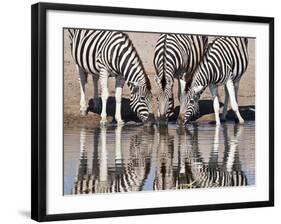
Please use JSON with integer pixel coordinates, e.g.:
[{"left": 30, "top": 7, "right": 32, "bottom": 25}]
[
  {"left": 177, "top": 88, "right": 201, "bottom": 126},
  {"left": 155, "top": 75, "right": 174, "bottom": 125},
  {"left": 128, "top": 81, "right": 154, "bottom": 124}
]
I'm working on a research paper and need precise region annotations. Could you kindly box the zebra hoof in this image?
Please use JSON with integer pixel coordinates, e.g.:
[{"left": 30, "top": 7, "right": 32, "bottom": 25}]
[
  {"left": 239, "top": 119, "right": 245, "bottom": 124},
  {"left": 117, "top": 120, "right": 125, "bottom": 126},
  {"left": 100, "top": 120, "right": 108, "bottom": 126},
  {"left": 80, "top": 110, "right": 87, "bottom": 116}
]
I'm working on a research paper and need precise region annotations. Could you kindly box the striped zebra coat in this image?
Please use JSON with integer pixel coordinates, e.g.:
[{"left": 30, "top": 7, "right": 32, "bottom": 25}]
[
  {"left": 178, "top": 37, "right": 249, "bottom": 125},
  {"left": 68, "top": 29, "right": 153, "bottom": 125},
  {"left": 153, "top": 34, "right": 208, "bottom": 124}
]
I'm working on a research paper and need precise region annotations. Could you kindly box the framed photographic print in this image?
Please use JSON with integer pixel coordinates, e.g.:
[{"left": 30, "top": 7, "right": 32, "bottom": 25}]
[{"left": 31, "top": 2, "right": 274, "bottom": 222}]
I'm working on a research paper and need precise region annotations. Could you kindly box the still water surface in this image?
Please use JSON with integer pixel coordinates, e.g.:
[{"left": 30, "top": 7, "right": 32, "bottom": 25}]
[{"left": 64, "top": 121, "right": 255, "bottom": 195}]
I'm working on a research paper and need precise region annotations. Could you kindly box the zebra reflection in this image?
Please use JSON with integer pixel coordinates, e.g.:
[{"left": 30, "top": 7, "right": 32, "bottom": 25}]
[
  {"left": 153, "top": 128, "right": 176, "bottom": 190},
  {"left": 180, "top": 124, "right": 247, "bottom": 189},
  {"left": 72, "top": 124, "right": 248, "bottom": 194},
  {"left": 72, "top": 126, "right": 153, "bottom": 194},
  {"left": 71, "top": 128, "right": 89, "bottom": 194},
  {"left": 153, "top": 124, "right": 247, "bottom": 191}
]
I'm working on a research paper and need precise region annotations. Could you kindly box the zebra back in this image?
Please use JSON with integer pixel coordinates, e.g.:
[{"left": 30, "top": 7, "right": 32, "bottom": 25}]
[
  {"left": 69, "top": 29, "right": 150, "bottom": 85},
  {"left": 154, "top": 34, "right": 207, "bottom": 87},
  {"left": 188, "top": 37, "right": 249, "bottom": 91}
]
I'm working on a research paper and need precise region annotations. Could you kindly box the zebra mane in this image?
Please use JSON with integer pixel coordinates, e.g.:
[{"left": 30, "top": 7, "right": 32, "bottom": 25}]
[{"left": 161, "top": 75, "right": 166, "bottom": 90}]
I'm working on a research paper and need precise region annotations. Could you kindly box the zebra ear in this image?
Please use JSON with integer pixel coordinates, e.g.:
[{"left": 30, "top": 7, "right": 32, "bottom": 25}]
[{"left": 128, "top": 81, "right": 139, "bottom": 94}]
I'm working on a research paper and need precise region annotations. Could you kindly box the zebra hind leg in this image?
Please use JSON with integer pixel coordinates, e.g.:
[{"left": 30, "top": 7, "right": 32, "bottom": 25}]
[
  {"left": 115, "top": 77, "right": 125, "bottom": 125},
  {"left": 92, "top": 74, "right": 101, "bottom": 112},
  {"left": 221, "top": 85, "right": 229, "bottom": 121},
  {"left": 226, "top": 80, "right": 244, "bottom": 124},
  {"left": 99, "top": 70, "right": 109, "bottom": 126},
  {"left": 76, "top": 65, "right": 88, "bottom": 116},
  {"left": 209, "top": 85, "right": 221, "bottom": 126}
]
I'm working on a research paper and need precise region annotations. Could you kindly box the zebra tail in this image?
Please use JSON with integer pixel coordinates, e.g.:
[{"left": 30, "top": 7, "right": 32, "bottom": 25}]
[
  {"left": 85, "top": 73, "right": 88, "bottom": 84},
  {"left": 185, "top": 74, "right": 193, "bottom": 92}
]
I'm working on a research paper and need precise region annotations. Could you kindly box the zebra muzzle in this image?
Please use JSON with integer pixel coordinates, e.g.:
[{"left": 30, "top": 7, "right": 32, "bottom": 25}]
[
  {"left": 176, "top": 113, "right": 185, "bottom": 127},
  {"left": 158, "top": 115, "right": 168, "bottom": 126},
  {"left": 143, "top": 113, "right": 156, "bottom": 126}
]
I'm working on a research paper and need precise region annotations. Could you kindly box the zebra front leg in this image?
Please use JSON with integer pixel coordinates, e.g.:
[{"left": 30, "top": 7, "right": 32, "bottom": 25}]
[
  {"left": 92, "top": 74, "right": 101, "bottom": 111},
  {"left": 100, "top": 70, "right": 109, "bottom": 126},
  {"left": 76, "top": 65, "right": 88, "bottom": 116},
  {"left": 209, "top": 85, "right": 221, "bottom": 125},
  {"left": 226, "top": 80, "right": 244, "bottom": 124},
  {"left": 221, "top": 85, "right": 229, "bottom": 121},
  {"left": 115, "top": 77, "right": 125, "bottom": 125},
  {"left": 234, "top": 80, "right": 240, "bottom": 103}
]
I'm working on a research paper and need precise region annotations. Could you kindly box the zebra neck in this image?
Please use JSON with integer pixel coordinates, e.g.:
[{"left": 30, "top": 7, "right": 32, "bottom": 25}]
[
  {"left": 122, "top": 58, "right": 148, "bottom": 89},
  {"left": 193, "top": 61, "right": 213, "bottom": 88},
  {"left": 127, "top": 75, "right": 146, "bottom": 88},
  {"left": 126, "top": 68, "right": 150, "bottom": 92}
]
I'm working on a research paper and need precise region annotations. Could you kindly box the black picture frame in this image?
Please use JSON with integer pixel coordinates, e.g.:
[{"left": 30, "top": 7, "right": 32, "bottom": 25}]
[{"left": 31, "top": 2, "right": 274, "bottom": 222}]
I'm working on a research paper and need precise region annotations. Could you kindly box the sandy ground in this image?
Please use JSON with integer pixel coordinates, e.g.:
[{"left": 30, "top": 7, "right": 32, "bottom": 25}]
[{"left": 63, "top": 30, "right": 255, "bottom": 128}]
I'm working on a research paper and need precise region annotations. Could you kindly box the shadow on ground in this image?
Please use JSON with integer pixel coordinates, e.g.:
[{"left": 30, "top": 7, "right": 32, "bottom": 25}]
[
  {"left": 88, "top": 97, "right": 141, "bottom": 123},
  {"left": 88, "top": 97, "right": 255, "bottom": 123}
]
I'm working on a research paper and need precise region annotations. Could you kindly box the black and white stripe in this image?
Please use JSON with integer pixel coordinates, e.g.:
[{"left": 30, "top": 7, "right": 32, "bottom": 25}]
[
  {"left": 178, "top": 37, "right": 249, "bottom": 125},
  {"left": 175, "top": 124, "right": 248, "bottom": 189},
  {"left": 69, "top": 29, "right": 153, "bottom": 123},
  {"left": 72, "top": 127, "right": 152, "bottom": 194},
  {"left": 153, "top": 34, "right": 208, "bottom": 122}
]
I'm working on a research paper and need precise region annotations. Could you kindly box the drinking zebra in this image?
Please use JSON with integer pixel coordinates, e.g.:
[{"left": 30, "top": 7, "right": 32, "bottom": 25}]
[
  {"left": 68, "top": 29, "right": 154, "bottom": 125},
  {"left": 177, "top": 37, "right": 249, "bottom": 125},
  {"left": 153, "top": 34, "right": 208, "bottom": 125}
]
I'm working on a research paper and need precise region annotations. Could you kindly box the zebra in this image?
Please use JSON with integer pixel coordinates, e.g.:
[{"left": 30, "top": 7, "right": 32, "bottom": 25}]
[
  {"left": 177, "top": 37, "right": 249, "bottom": 126},
  {"left": 68, "top": 29, "right": 154, "bottom": 125},
  {"left": 153, "top": 34, "right": 208, "bottom": 125}
]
